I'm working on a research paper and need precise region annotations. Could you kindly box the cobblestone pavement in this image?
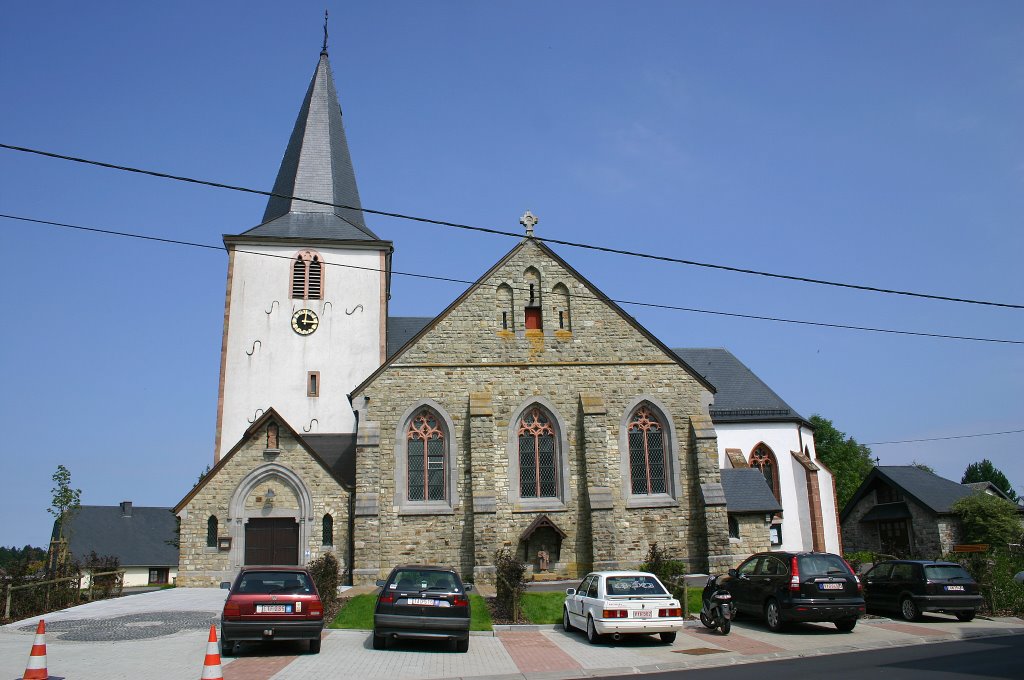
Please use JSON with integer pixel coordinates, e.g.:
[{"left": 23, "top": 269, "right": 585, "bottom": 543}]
[{"left": 1, "top": 589, "right": 1023, "bottom": 680}]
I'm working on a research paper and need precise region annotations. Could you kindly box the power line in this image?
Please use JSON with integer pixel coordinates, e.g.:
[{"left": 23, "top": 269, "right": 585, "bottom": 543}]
[
  {"left": 2, "top": 142, "right": 1022, "bottom": 311},
  {"left": 4, "top": 212, "right": 1023, "bottom": 346},
  {"left": 866, "top": 428, "right": 1024, "bottom": 445}
]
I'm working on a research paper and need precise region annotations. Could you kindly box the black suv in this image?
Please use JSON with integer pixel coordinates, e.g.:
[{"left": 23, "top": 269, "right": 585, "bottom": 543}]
[
  {"left": 373, "top": 565, "right": 473, "bottom": 652},
  {"left": 863, "top": 560, "right": 982, "bottom": 622},
  {"left": 725, "top": 551, "right": 865, "bottom": 632}
]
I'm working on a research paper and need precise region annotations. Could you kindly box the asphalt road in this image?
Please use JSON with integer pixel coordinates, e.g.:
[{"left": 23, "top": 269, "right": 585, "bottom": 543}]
[{"left": 598, "top": 632, "right": 1024, "bottom": 680}]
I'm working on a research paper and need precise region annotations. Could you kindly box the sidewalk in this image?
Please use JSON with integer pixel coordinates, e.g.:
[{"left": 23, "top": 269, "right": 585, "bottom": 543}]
[{"left": 1, "top": 588, "right": 1022, "bottom": 680}]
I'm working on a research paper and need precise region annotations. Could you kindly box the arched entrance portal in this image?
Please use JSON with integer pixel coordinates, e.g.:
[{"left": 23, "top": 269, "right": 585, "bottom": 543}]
[
  {"left": 518, "top": 515, "right": 566, "bottom": 574},
  {"left": 228, "top": 464, "right": 313, "bottom": 568}
]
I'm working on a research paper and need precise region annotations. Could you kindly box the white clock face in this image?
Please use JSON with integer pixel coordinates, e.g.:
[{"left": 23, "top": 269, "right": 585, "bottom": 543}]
[{"left": 291, "top": 309, "right": 319, "bottom": 335}]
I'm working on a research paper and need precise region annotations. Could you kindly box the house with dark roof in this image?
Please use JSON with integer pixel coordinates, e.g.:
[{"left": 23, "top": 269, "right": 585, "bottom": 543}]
[
  {"left": 53, "top": 502, "right": 178, "bottom": 587},
  {"left": 674, "top": 349, "right": 840, "bottom": 557},
  {"left": 840, "top": 466, "right": 1023, "bottom": 557}
]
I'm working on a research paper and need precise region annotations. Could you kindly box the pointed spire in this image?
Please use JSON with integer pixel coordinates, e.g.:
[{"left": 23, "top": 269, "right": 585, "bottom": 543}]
[{"left": 243, "top": 38, "right": 380, "bottom": 241}]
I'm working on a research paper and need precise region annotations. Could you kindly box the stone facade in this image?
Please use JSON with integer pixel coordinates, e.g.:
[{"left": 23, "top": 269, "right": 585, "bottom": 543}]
[
  {"left": 841, "top": 487, "right": 961, "bottom": 558},
  {"left": 176, "top": 413, "right": 349, "bottom": 587},
  {"left": 350, "top": 239, "right": 726, "bottom": 584},
  {"left": 726, "top": 514, "right": 772, "bottom": 564}
]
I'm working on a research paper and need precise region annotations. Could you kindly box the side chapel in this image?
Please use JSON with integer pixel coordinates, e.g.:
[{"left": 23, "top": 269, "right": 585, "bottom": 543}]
[{"left": 174, "top": 41, "right": 838, "bottom": 586}]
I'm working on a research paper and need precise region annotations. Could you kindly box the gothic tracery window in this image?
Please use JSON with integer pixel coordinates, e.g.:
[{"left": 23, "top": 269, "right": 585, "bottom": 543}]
[
  {"left": 291, "top": 250, "right": 324, "bottom": 300},
  {"left": 750, "top": 444, "right": 780, "bottom": 500},
  {"left": 627, "top": 405, "right": 668, "bottom": 495},
  {"left": 518, "top": 407, "right": 558, "bottom": 498},
  {"left": 407, "top": 408, "right": 447, "bottom": 502}
]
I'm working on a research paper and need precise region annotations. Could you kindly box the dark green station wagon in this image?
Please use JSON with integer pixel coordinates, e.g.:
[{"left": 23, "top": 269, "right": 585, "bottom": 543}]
[{"left": 373, "top": 565, "right": 473, "bottom": 652}]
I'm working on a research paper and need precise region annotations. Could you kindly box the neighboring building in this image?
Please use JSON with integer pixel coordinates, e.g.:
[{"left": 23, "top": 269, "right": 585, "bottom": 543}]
[
  {"left": 52, "top": 502, "right": 178, "bottom": 587},
  {"left": 841, "top": 466, "right": 1021, "bottom": 557},
  {"left": 674, "top": 349, "right": 840, "bottom": 555},
  {"left": 721, "top": 468, "right": 783, "bottom": 560},
  {"left": 174, "top": 41, "right": 841, "bottom": 586}
]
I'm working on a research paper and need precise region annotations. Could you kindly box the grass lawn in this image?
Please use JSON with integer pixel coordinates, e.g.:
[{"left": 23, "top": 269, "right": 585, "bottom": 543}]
[
  {"left": 329, "top": 592, "right": 493, "bottom": 631},
  {"left": 520, "top": 588, "right": 704, "bottom": 624}
]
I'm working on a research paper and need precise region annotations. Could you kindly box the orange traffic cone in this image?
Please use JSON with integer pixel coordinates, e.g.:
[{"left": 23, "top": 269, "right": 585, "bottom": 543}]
[
  {"left": 22, "top": 619, "right": 48, "bottom": 680},
  {"left": 200, "top": 624, "right": 225, "bottom": 680}
]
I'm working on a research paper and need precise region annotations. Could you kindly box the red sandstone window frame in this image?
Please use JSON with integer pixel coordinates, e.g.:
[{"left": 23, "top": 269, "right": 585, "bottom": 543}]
[
  {"left": 518, "top": 407, "right": 558, "bottom": 498},
  {"left": 627, "top": 405, "right": 669, "bottom": 495},
  {"left": 749, "top": 443, "right": 781, "bottom": 501},
  {"left": 407, "top": 408, "right": 447, "bottom": 502}
]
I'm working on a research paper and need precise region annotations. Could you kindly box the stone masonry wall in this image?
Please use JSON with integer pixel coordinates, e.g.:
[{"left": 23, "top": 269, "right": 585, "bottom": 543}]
[{"left": 177, "top": 420, "right": 349, "bottom": 587}]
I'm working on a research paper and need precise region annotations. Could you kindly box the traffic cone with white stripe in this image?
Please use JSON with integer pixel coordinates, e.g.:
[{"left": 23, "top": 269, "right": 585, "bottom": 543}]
[
  {"left": 22, "top": 619, "right": 48, "bottom": 680},
  {"left": 200, "top": 624, "right": 224, "bottom": 680}
]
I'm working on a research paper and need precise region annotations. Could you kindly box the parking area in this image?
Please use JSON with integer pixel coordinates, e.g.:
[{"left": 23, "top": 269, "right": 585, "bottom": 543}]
[{"left": 2, "top": 589, "right": 1023, "bottom": 680}]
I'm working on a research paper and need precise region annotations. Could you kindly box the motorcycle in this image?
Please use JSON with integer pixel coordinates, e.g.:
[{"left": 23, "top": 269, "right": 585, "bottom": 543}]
[{"left": 699, "top": 574, "right": 733, "bottom": 635}]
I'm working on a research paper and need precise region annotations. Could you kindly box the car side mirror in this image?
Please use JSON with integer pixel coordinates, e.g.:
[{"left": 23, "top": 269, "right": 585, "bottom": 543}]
[
  {"left": 728, "top": 569, "right": 737, "bottom": 578},
  {"left": 219, "top": 582, "right": 231, "bottom": 590},
  {"left": 375, "top": 579, "right": 386, "bottom": 588},
  {"left": 565, "top": 588, "right": 576, "bottom": 596}
]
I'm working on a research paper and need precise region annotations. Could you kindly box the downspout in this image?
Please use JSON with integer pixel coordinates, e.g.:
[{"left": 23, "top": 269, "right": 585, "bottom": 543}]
[{"left": 346, "top": 395, "right": 359, "bottom": 586}]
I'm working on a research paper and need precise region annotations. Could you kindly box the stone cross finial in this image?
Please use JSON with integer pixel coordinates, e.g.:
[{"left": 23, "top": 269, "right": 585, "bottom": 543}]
[{"left": 520, "top": 211, "right": 538, "bottom": 237}]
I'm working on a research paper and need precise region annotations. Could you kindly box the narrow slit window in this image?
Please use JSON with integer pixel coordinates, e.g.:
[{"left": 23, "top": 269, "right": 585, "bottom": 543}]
[{"left": 307, "top": 371, "right": 320, "bottom": 397}]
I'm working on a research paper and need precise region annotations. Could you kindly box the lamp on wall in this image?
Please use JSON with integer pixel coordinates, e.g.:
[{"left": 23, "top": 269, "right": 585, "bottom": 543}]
[{"left": 265, "top": 488, "right": 276, "bottom": 505}]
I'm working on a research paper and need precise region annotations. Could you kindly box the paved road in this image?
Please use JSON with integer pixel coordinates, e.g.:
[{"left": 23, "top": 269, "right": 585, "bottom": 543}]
[{"left": 2, "top": 589, "right": 1023, "bottom": 679}]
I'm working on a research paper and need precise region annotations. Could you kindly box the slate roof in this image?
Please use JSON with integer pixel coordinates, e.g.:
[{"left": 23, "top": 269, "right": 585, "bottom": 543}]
[
  {"left": 54, "top": 504, "right": 178, "bottom": 567},
  {"left": 840, "top": 466, "right": 991, "bottom": 522},
  {"left": 721, "top": 468, "right": 783, "bottom": 513},
  {"left": 302, "top": 433, "right": 356, "bottom": 491},
  {"left": 672, "top": 348, "right": 807, "bottom": 425},
  {"left": 238, "top": 50, "right": 381, "bottom": 242},
  {"left": 387, "top": 317, "right": 433, "bottom": 358}
]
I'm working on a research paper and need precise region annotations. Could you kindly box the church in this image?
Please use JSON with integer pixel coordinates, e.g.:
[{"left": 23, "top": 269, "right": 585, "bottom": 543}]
[{"left": 174, "top": 43, "right": 840, "bottom": 587}]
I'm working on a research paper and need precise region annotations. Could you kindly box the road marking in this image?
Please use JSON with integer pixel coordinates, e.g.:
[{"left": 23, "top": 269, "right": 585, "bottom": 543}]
[
  {"left": 498, "top": 631, "right": 581, "bottom": 673},
  {"left": 871, "top": 622, "right": 953, "bottom": 637},
  {"left": 681, "top": 626, "right": 786, "bottom": 654}
]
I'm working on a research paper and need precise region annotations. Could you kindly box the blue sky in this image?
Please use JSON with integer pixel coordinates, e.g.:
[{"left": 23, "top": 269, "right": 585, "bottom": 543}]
[{"left": 1, "top": 1, "right": 1022, "bottom": 548}]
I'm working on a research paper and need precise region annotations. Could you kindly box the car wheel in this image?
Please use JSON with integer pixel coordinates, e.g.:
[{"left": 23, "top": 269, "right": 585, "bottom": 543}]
[
  {"left": 765, "top": 599, "right": 785, "bottom": 632},
  {"left": 955, "top": 611, "right": 975, "bottom": 622},
  {"left": 372, "top": 632, "right": 387, "bottom": 650},
  {"left": 563, "top": 607, "right": 574, "bottom": 632},
  {"left": 455, "top": 637, "right": 469, "bottom": 653},
  {"left": 835, "top": 618, "right": 857, "bottom": 632},
  {"left": 720, "top": 618, "right": 731, "bottom": 635},
  {"left": 586, "top": 616, "right": 602, "bottom": 644},
  {"left": 699, "top": 610, "right": 715, "bottom": 629},
  {"left": 900, "top": 596, "right": 921, "bottom": 622},
  {"left": 660, "top": 631, "right": 677, "bottom": 644},
  {"left": 309, "top": 639, "right": 321, "bottom": 654}
]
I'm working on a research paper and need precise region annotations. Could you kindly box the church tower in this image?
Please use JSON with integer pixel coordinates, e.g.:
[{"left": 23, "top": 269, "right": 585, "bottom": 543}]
[{"left": 214, "top": 43, "right": 391, "bottom": 462}]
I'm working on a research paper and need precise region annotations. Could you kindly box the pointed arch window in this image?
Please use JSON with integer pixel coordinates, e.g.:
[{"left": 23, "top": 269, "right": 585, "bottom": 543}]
[
  {"left": 291, "top": 250, "right": 324, "bottom": 300},
  {"left": 518, "top": 407, "right": 558, "bottom": 498},
  {"left": 206, "top": 516, "right": 218, "bottom": 548},
  {"left": 407, "top": 408, "right": 447, "bottom": 502},
  {"left": 552, "top": 282, "right": 571, "bottom": 330},
  {"left": 750, "top": 444, "right": 780, "bottom": 500},
  {"left": 322, "top": 514, "right": 334, "bottom": 546},
  {"left": 627, "top": 405, "right": 668, "bottom": 495},
  {"left": 497, "top": 283, "right": 514, "bottom": 330}
]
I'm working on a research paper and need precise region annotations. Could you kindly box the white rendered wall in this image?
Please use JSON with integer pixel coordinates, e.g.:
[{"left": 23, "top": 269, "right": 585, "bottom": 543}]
[
  {"left": 715, "top": 422, "right": 841, "bottom": 554},
  {"left": 217, "top": 242, "right": 385, "bottom": 460}
]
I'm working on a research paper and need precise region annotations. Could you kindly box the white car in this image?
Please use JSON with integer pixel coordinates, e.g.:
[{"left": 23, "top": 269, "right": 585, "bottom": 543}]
[{"left": 563, "top": 571, "right": 684, "bottom": 644}]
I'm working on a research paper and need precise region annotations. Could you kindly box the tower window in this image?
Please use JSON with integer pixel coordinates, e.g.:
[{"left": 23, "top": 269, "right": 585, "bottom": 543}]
[
  {"left": 307, "top": 371, "right": 320, "bottom": 397},
  {"left": 291, "top": 250, "right": 325, "bottom": 300}
]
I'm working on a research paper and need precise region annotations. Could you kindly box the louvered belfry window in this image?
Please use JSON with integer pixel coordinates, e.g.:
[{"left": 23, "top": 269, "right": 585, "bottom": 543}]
[
  {"left": 407, "top": 409, "right": 446, "bottom": 502},
  {"left": 628, "top": 405, "right": 668, "bottom": 495},
  {"left": 519, "top": 407, "right": 557, "bottom": 498},
  {"left": 291, "top": 251, "right": 323, "bottom": 299}
]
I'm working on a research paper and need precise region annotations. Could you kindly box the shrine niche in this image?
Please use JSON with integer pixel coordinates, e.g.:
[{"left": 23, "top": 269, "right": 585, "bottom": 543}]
[{"left": 518, "top": 514, "right": 566, "bottom": 572}]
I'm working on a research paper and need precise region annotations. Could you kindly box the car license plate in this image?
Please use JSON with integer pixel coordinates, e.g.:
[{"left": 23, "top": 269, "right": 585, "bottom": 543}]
[
  {"left": 819, "top": 583, "right": 843, "bottom": 591},
  {"left": 257, "top": 604, "right": 291, "bottom": 613},
  {"left": 945, "top": 585, "right": 965, "bottom": 591},
  {"left": 632, "top": 610, "right": 653, "bottom": 618},
  {"left": 408, "top": 598, "right": 437, "bottom": 606}
]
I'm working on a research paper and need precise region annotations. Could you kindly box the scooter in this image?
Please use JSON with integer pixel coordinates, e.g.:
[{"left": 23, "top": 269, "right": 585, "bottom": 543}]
[{"left": 699, "top": 574, "right": 733, "bottom": 635}]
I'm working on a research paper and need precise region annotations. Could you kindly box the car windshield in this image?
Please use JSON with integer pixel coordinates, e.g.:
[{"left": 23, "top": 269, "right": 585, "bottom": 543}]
[
  {"left": 605, "top": 575, "right": 667, "bottom": 596},
  {"left": 236, "top": 572, "right": 312, "bottom": 594},
  {"left": 798, "top": 554, "right": 851, "bottom": 577},
  {"left": 390, "top": 570, "right": 460, "bottom": 592},
  {"left": 924, "top": 564, "right": 972, "bottom": 581}
]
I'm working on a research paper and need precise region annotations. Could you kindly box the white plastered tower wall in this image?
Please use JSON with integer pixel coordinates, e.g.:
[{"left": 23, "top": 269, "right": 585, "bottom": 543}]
[
  {"left": 716, "top": 422, "right": 841, "bottom": 554},
  {"left": 215, "top": 241, "right": 385, "bottom": 461}
]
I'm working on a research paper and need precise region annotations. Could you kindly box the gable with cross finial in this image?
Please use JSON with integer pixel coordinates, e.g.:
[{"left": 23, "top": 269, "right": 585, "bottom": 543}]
[{"left": 520, "top": 211, "right": 538, "bottom": 237}]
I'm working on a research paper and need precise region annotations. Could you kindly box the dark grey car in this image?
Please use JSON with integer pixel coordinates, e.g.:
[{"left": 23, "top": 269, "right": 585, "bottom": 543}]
[
  {"left": 372, "top": 565, "right": 473, "bottom": 652},
  {"left": 863, "top": 560, "right": 982, "bottom": 621}
]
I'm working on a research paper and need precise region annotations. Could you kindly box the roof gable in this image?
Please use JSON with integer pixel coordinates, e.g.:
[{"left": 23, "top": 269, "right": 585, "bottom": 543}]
[
  {"left": 57, "top": 505, "right": 178, "bottom": 566},
  {"left": 840, "top": 466, "right": 977, "bottom": 521}
]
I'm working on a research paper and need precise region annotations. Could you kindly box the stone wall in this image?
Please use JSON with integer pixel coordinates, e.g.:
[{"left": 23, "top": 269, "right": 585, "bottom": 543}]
[
  {"left": 352, "top": 240, "right": 720, "bottom": 583},
  {"left": 724, "top": 514, "right": 771, "bottom": 567},
  {"left": 177, "top": 417, "right": 349, "bottom": 587}
]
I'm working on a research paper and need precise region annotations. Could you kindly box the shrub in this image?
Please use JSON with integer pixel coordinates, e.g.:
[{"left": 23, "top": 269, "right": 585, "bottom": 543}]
[
  {"left": 83, "top": 552, "right": 121, "bottom": 599},
  {"left": 494, "top": 548, "right": 528, "bottom": 622},
  {"left": 307, "top": 552, "right": 340, "bottom": 607},
  {"left": 947, "top": 548, "right": 1024, "bottom": 615},
  {"left": 639, "top": 542, "right": 688, "bottom": 602},
  {"left": 951, "top": 493, "right": 1022, "bottom": 548}
]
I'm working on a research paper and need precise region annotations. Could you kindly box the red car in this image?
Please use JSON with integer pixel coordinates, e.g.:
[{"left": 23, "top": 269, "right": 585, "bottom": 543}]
[{"left": 220, "top": 566, "right": 324, "bottom": 655}]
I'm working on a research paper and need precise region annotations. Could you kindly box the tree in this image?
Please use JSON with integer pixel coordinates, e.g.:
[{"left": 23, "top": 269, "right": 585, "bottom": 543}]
[
  {"left": 951, "top": 493, "right": 1022, "bottom": 547},
  {"left": 911, "top": 460, "right": 936, "bottom": 474},
  {"left": 47, "top": 465, "right": 81, "bottom": 522},
  {"left": 809, "top": 415, "right": 875, "bottom": 511},
  {"left": 962, "top": 459, "right": 1018, "bottom": 502}
]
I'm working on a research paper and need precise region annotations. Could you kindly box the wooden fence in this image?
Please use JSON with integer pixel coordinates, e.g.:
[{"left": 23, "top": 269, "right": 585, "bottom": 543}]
[{"left": 2, "top": 570, "right": 124, "bottom": 622}]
